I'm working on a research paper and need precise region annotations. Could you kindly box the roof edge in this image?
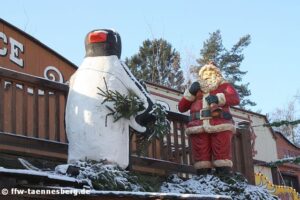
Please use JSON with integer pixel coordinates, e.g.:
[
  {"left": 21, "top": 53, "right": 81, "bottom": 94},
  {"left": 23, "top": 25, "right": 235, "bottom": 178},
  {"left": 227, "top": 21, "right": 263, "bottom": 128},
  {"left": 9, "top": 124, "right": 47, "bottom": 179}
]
[{"left": 145, "top": 81, "right": 184, "bottom": 94}]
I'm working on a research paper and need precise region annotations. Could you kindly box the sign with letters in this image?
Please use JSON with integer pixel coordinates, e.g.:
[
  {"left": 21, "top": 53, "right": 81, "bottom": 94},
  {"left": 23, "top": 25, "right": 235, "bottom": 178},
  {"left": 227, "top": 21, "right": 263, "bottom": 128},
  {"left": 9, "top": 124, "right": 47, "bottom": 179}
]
[
  {"left": 0, "top": 31, "right": 24, "bottom": 67},
  {"left": 0, "top": 18, "right": 77, "bottom": 83}
]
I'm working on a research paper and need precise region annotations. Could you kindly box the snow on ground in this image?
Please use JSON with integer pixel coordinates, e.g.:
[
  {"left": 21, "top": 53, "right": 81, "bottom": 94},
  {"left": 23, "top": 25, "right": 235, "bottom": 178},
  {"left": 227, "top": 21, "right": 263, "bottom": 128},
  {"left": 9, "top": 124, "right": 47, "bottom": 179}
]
[
  {"left": 161, "top": 174, "right": 278, "bottom": 200},
  {"left": 55, "top": 160, "right": 144, "bottom": 191},
  {"left": 0, "top": 167, "right": 78, "bottom": 183},
  {"left": 1, "top": 161, "right": 280, "bottom": 199}
]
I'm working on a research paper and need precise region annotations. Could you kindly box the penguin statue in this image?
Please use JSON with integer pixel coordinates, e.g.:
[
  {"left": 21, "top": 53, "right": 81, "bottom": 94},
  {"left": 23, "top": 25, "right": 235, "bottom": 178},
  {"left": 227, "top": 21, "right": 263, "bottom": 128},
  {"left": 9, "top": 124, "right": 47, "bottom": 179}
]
[{"left": 65, "top": 29, "right": 152, "bottom": 169}]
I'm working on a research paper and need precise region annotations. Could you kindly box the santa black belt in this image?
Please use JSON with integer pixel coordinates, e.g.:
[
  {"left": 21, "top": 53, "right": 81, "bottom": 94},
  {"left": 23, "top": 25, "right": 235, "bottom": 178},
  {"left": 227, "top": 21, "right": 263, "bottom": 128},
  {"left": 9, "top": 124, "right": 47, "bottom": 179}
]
[{"left": 189, "top": 110, "right": 232, "bottom": 121}]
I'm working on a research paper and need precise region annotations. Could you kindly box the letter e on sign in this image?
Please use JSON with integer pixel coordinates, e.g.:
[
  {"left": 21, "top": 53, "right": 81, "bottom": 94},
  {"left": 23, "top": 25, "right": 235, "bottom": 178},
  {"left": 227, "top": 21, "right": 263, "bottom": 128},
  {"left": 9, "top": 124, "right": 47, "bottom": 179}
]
[{"left": 9, "top": 37, "right": 24, "bottom": 67}]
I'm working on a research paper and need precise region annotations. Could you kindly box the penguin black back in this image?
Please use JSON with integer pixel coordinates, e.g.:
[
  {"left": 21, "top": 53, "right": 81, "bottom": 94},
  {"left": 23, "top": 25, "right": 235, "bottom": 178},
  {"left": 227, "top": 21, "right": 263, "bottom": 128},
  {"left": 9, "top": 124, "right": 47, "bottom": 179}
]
[{"left": 85, "top": 29, "right": 121, "bottom": 58}]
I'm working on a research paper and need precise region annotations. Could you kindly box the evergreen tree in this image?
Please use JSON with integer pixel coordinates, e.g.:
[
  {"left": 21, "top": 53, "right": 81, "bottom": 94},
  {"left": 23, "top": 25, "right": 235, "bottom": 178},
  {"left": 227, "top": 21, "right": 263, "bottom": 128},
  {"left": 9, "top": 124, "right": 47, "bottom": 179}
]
[
  {"left": 125, "top": 39, "right": 185, "bottom": 91},
  {"left": 190, "top": 30, "right": 255, "bottom": 108}
]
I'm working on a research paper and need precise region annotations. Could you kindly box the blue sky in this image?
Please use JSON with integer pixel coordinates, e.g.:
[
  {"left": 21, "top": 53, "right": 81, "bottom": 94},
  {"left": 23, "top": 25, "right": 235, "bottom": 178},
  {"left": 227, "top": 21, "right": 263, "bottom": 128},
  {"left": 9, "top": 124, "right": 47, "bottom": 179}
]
[{"left": 1, "top": 0, "right": 300, "bottom": 115}]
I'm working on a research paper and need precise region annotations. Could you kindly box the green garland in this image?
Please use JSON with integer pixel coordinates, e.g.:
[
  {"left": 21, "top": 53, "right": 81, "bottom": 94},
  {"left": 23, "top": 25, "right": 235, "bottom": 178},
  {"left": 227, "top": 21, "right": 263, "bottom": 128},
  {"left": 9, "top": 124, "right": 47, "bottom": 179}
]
[
  {"left": 263, "top": 119, "right": 300, "bottom": 128},
  {"left": 257, "top": 120, "right": 300, "bottom": 167},
  {"left": 262, "top": 156, "right": 300, "bottom": 167}
]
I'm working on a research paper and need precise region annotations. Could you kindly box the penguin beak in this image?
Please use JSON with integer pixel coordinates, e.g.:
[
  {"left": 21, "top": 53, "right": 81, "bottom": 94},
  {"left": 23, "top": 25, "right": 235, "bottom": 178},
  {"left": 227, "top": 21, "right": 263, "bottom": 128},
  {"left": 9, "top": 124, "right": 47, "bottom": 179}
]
[{"left": 88, "top": 31, "right": 107, "bottom": 43}]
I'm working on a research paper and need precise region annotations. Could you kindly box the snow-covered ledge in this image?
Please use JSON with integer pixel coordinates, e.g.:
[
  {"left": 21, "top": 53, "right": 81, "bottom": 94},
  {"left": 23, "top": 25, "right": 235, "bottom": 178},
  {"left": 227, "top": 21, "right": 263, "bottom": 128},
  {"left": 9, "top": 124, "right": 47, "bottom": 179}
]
[
  {"left": 0, "top": 167, "right": 231, "bottom": 199},
  {"left": 89, "top": 190, "right": 232, "bottom": 199}
]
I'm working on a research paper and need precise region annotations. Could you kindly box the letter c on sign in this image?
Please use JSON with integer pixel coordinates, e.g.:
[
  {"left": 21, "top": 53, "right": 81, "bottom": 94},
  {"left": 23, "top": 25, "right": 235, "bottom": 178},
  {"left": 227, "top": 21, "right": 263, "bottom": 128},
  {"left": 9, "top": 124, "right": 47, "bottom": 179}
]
[{"left": 0, "top": 32, "right": 8, "bottom": 56}]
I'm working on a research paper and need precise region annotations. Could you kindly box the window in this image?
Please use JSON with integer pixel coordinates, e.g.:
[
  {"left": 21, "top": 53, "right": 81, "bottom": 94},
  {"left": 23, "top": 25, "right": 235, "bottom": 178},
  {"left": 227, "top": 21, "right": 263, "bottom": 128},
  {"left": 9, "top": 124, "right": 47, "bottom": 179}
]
[{"left": 281, "top": 174, "right": 299, "bottom": 192}]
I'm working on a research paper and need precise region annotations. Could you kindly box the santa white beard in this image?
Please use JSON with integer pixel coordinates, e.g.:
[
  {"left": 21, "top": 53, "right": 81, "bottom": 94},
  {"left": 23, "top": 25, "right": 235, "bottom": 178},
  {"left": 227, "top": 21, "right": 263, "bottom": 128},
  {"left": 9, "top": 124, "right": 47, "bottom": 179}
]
[{"left": 200, "top": 76, "right": 224, "bottom": 93}]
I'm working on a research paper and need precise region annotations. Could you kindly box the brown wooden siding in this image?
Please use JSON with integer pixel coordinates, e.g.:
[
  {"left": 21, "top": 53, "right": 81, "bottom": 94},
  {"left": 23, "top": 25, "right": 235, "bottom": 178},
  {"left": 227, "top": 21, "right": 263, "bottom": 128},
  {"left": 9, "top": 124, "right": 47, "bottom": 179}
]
[{"left": 0, "top": 19, "right": 77, "bottom": 83}]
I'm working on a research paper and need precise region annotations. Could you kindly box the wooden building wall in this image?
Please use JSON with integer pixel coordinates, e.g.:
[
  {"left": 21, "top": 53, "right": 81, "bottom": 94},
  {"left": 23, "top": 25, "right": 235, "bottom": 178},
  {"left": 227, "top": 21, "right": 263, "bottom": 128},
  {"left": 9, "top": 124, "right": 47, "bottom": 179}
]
[
  {"left": 0, "top": 18, "right": 76, "bottom": 167},
  {"left": 0, "top": 18, "right": 77, "bottom": 83}
]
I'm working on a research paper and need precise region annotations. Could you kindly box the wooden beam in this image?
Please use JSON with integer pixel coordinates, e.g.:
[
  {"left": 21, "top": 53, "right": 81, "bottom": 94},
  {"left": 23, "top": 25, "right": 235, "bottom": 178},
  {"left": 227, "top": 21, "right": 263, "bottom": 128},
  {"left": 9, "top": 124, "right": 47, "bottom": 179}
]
[
  {"left": 130, "top": 155, "right": 196, "bottom": 174},
  {"left": 0, "top": 67, "right": 69, "bottom": 92},
  {"left": 240, "top": 128, "right": 255, "bottom": 184},
  {"left": 0, "top": 132, "right": 67, "bottom": 160}
]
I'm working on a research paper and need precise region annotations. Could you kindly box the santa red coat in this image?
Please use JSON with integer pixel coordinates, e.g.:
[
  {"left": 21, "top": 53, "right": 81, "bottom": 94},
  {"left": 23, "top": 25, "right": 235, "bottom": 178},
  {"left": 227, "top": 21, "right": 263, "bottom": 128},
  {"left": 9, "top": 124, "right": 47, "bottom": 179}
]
[{"left": 178, "top": 81, "right": 240, "bottom": 169}]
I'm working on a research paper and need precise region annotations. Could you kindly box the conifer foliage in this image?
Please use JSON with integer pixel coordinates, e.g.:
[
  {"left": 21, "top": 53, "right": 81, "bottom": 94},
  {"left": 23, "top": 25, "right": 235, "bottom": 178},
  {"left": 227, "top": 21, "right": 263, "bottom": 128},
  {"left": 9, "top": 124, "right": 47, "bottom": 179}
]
[
  {"left": 125, "top": 39, "right": 185, "bottom": 91},
  {"left": 191, "top": 30, "right": 255, "bottom": 108}
]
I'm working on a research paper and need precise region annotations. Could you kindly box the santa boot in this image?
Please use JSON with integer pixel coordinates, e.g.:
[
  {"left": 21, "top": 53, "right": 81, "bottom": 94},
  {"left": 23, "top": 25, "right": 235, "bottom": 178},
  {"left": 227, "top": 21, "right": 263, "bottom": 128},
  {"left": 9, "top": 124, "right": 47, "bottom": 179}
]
[
  {"left": 214, "top": 167, "right": 237, "bottom": 184},
  {"left": 196, "top": 168, "right": 212, "bottom": 176},
  {"left": 215, "top": 167, "right": 232, "bottom": 176}
]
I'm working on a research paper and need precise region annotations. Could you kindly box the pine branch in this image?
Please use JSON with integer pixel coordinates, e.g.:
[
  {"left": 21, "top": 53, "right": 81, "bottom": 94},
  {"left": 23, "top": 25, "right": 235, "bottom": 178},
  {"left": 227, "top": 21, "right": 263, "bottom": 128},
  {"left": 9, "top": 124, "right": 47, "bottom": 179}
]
[
  {"left": 148, "top": 104, "right": 170, "bottom": 140},
  {"left": 135, "top": 103, "right": 170, "bottom": 156},
  {"left": 97, "top": 78, "right": 170, "bottom": 154},
  {"left": 97, "top": 78, "right": 145, "bottom": 123}
]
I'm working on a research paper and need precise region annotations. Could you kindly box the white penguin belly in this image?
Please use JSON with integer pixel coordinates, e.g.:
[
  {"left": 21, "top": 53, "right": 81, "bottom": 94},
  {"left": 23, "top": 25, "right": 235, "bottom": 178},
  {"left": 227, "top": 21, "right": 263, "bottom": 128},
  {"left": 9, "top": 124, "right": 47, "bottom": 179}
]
[{"left": 66, "top": 67, "right": 130, "bottom": 169}]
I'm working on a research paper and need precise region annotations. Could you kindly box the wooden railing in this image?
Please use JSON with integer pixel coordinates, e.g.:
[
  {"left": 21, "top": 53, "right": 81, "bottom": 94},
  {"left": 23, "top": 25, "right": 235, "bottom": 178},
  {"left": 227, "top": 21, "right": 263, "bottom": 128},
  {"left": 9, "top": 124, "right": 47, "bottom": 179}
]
[
  {"left": 130, "top": 110, "right": 255, "bottom": 183},
  {"left": 0, "top": 67, "right": 254, "bottom": 183},
  {"left": 0, "top": 67, "right": 68, "bottom": 141},
  {"left": 130, "top": 112, "right": 194, "bottom": 174},
  {"left": 0, "top": 67, "right": 68, "bottom": 162}
]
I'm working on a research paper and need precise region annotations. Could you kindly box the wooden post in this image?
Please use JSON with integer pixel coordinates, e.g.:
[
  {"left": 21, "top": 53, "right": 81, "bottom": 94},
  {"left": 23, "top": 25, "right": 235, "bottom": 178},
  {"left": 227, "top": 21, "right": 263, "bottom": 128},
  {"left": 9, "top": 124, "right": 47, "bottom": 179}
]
[
  {"left": 22, "top": 85, "right": 28, "bottom": 136},
  {"left": 187, "top": 134, "right": 193, "bottom": 165},
  {"left": 151, "top": 138, "right": 157, "bottom": 158},
  {"left": 159, "top": 136, "right": 165, "bottom": 160},
  {"left": 232, "top": 131, "right": 242, "bottom": 173},
  {"left": 33, "top": 87, "right": 39, "bottom": 138},
  {"left": 44, "top": 90, "right": 50, "bottom": 140},
  {"left": 271, "top": 167, "right": 280, "bottom": 185},
  {"left": 180, "top": 122, "right": 187, "bottom": 164},
  {"left": 0, "top": 79, "right": 3, "bottom": 132},
  {"left": 54, "top": 93, "right": 60, "bottom": 142},
  {"left": 166, "top": 123, "right": 172, "bottom": 161},
  {"left": 11, "top": 82, "right": 16, "bottom": 133},
  {"left": 173, "top": 121, "right": 180, "bottom": 163},
  {"left": 239, "top": 128, "right": 255, "bottom": 184}
]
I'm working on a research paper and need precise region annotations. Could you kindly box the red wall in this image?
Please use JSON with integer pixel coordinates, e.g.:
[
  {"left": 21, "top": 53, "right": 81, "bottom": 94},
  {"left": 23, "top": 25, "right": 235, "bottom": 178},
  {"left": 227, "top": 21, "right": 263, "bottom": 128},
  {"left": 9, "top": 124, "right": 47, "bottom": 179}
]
[{"left": 275, "top": 132, "right": 300, "bottom": 191}]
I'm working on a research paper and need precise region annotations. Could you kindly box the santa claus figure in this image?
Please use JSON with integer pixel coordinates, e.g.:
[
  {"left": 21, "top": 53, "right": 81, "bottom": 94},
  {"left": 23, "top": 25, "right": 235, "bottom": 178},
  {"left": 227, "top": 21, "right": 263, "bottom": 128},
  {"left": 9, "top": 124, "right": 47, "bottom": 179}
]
[{"left": 178, "top": 62, "right": 240, "bottom": 175}]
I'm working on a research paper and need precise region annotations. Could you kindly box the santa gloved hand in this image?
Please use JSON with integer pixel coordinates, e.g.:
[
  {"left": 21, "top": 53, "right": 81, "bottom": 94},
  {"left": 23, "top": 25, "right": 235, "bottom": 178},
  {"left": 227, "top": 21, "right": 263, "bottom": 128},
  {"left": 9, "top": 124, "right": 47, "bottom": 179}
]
[
  {"left": 206, "top": 95, "right": 222, "bottom": 117},
  {"left": 189, "top": 82, "right": 201, "bottom": 96},
  {"left": 205, "top": 95, "right": 219, "bottom": 105},
  {"left": 210, "top": 103, "right": 222, "bottom": 117}
]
